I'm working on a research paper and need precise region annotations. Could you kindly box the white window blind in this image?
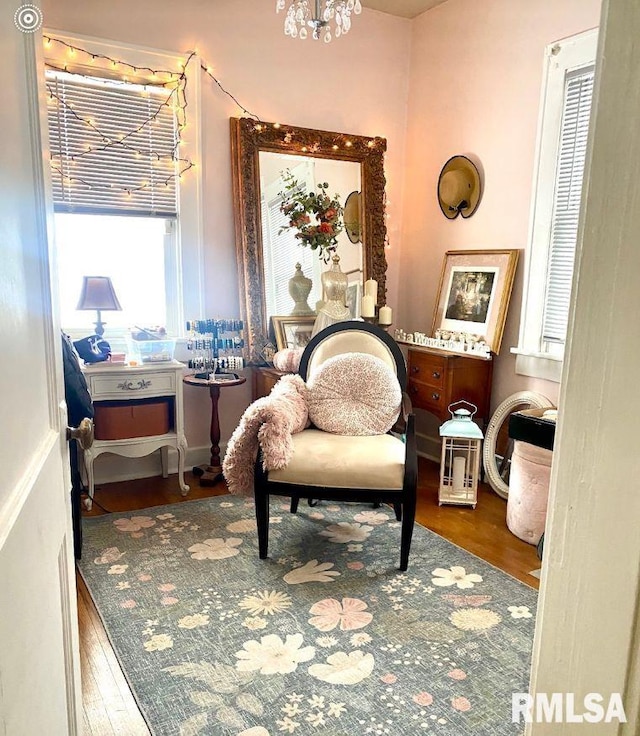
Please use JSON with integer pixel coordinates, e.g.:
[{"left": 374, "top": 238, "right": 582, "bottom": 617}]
[
  {"left": 542, "top": 68, "right": 594, "bottom": 343},
  {"left": 46, "top": 70, "right": 178, "bottom": 216}
]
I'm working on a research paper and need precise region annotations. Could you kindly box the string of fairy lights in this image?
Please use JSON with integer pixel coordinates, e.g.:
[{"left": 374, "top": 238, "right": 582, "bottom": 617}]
[
  {"left": 43, "top": 36, "right": 261, "bottom": 199},
  {"left": 42, "top": 34, "right": 388, "bottom": 240}
]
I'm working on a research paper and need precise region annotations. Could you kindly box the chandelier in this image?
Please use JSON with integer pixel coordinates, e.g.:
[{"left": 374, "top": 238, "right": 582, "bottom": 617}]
[{"left": 277, "top": 0, "right": 363, "bottom": 43}]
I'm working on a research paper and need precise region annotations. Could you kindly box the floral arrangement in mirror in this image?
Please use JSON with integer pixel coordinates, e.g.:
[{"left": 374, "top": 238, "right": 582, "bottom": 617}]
[{"left": 279, "top": 171, "right": 344, "bottom": 262}]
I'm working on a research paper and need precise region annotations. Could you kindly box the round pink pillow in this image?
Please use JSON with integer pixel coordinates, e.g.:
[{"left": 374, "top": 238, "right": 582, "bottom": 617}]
[
  {"left": 273, "top": 347, "right": 303, "bottom": 373},
  {"left": 306, "top": 352, "right": 401, "bottom": 435}
]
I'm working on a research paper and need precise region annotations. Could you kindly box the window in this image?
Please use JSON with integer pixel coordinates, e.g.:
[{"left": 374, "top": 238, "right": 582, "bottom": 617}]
[
  {"left": 54, "top": 213, "right": 173, "bottom": 331},
  {"left": 514, "top": 30, "right": 598, "bottom": 382},
  {"left": 45, "top": 34, "right": 203, "bottom": 340},
  {"left": 261, "top": 161, "right": 322, "bottom": 318}
]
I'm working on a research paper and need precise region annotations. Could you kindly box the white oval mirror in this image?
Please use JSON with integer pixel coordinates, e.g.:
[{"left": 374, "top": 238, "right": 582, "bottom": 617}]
[{"left": 482, "top": 391, "right": 554, "bottom": 499}]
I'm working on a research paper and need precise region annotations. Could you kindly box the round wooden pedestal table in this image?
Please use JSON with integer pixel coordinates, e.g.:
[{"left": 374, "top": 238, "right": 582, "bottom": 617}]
[{"left": 183, "top": 372, "right": 246, "bottom": 486}]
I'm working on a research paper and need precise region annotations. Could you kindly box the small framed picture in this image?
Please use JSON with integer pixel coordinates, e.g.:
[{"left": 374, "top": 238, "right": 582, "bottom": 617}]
[
  {"left": 432, "top": 249, "right": 519, "bottom": 354},
  {"left": 259, "top": 341, "right": 277, "bottom": 365},
  {"left": 345, "top": 269, "right": 363, "bottom": 319},
  {"left": 271, "top": 316, "right": 316, "bottom": 351}
]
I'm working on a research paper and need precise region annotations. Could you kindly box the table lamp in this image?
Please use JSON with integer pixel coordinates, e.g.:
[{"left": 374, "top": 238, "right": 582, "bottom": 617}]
[{"left": 76, "top": 276, "right": 122, "bottom": 337}]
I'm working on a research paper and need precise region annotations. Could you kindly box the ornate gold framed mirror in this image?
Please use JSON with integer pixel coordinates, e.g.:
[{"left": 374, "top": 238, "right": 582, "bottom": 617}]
[{"left": 230, "top": 117, "right": 388, "bottom": 363}]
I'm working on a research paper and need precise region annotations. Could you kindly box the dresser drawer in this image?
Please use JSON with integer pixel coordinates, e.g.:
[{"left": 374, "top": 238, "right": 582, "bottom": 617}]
[
  {"left": 253, "top": 367, "right": 288, "bottom": 401},
  {"left": 408, "top": 350, "right": 446, "bottom": 388},
  {"left": 94, "top": 398, "right": 171, "bottom": 439},
  {"left": 88, "top": 370, "right": 175, "bottom": 400},
  {"left": 408, "top": 378, "right": 445, "bottom": 416}
]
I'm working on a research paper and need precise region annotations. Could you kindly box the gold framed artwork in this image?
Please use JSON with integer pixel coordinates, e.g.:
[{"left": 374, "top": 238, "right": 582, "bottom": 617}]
[
  {"left": 431, "top": 249, "right": 519, "bottom": 354},
  {"left": 271, "top": 316, "right": 316, "bottom": 351}
]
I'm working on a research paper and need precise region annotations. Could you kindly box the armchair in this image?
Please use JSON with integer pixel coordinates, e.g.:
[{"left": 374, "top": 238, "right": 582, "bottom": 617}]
[{"left": 254, "top": 321, "right": 418, "bottom": 570}]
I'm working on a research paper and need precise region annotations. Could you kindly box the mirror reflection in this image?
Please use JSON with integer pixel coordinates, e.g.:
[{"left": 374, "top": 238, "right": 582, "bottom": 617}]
[
  {"left": 230, "top": 117, "right": 387, "bottom": 363},
  {"left": 258, "top": 151, "right": 362, "bottom": 320}
]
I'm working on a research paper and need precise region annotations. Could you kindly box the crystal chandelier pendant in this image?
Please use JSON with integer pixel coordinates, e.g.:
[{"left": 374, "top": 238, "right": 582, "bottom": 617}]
[{"left": 277, "top": 0, "right": 359, "bottom": 43}]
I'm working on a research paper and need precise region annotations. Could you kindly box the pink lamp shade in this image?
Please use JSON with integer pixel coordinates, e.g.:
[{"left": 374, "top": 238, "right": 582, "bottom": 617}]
[{"left": 76, "top": 276, "right": 122, "bottom": 336}]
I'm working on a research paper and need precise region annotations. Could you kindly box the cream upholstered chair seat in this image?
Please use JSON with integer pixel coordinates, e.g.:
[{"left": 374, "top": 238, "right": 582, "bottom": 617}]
[
  {"left": 268, "top": 430, "right": 406, "bottom": 490},
  {"left": 254, "top": 321, "right": 418, "bottom": 570}
]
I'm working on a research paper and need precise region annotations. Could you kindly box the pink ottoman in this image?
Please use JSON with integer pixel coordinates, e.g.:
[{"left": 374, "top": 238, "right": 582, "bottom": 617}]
[{"left": 506, "top": 440, "right": 552, "bottom": 545}]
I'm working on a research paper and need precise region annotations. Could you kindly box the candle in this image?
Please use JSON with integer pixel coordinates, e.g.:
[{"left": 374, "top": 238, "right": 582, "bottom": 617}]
[
  {"left": 364, "top": 279, "right": 378, "bottom": 300},
  {"left": 453, "top": 456, "right": 466, "bottom": 492},
  {"left": 378, "top": 305, "right": 392, "bottom": 325},
  {"left": 361, "top": 294, "right": 375, "bottom": 317}
]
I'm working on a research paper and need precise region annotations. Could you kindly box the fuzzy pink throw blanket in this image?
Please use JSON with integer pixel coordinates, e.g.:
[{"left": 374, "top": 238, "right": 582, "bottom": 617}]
[{"left": 222, "top": 374, "right": 308, "bottom": 496}]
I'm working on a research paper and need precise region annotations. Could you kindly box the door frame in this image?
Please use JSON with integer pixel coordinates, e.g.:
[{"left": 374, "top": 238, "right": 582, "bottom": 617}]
[
  {"left": 528, "top": 0, "right": 640, "bottom": 732},
  {"left": 27, "top": 26, "right": 82, "bottom": 733}
]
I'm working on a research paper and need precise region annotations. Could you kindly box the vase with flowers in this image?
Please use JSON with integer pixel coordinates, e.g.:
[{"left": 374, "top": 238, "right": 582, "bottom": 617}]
[{"left": 279, "top": 171, "right": 344, "bottom": 263}]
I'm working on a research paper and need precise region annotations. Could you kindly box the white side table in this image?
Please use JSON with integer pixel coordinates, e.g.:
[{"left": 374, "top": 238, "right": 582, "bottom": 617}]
[{"left": 82, "top": 360, "right": 189, "bottom": 509}]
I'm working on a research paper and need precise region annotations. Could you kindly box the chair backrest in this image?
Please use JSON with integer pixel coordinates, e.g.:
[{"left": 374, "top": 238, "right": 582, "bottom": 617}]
[{"left": 299, "top": 321, "right": 407, "bottom": 390}]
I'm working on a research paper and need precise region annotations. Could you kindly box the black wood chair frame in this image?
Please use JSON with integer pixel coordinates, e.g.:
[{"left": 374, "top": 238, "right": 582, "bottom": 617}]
[{"left": 254, "top": 321, "right": 418, "bottom": 570}]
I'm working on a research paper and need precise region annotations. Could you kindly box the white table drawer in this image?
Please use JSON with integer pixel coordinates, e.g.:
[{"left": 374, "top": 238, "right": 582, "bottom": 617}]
[{"left": 88, "top": 370, "right": 175, "bottom": 399}]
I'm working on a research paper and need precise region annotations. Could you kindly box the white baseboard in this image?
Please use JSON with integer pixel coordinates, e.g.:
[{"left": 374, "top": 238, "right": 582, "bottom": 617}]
[{"left": 90, "top": 443, "right": 221, "bottom": 485}]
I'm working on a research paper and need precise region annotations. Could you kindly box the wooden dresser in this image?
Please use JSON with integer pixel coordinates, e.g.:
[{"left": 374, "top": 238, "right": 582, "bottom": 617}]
[
  {"left": 407, "top": 346, "right": 493, "bottom": 424},
  {"left": 252, "top": 367, "right": 289, "bottom": 400},
  {"left": 253, "top": 349, "right": 493, "bottom": 425}
]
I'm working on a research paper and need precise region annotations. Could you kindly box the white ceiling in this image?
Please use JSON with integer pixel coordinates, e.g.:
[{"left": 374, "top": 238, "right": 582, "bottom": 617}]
[{"left": 362, "top": 0, "right": 447, "bottom": 19}]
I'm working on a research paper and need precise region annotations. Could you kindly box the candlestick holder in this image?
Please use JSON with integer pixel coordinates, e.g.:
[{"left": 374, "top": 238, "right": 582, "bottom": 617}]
[{"left": 361, "top": 315, "right": 392, "bottom": 331}]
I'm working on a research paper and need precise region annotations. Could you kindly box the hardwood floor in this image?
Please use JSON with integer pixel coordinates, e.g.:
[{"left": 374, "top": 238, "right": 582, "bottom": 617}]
[{"left": 78, "top": 458, "right": 540, "bottom": 735}]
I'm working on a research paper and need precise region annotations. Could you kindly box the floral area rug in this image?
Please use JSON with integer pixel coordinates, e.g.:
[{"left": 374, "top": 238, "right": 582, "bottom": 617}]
[{"left": 78, "top": 495, "right": 536, "bottom": 736}]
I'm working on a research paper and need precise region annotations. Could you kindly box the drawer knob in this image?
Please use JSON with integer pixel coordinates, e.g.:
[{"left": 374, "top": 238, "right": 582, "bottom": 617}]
[
  {"left": 432, "top": 371, "right": 441, "bottom": 379},
  {"left": 411, "top": 366, "right": 420, "bottom": 374},
  {"left": 117, "top": 379, "right": 152, "bottom": 391},
  {"left": 432, "top": 392, "right": 440, "bottom": 401},
  {"left": 410, "top": 385, "right": 418, "bottom": 394}
]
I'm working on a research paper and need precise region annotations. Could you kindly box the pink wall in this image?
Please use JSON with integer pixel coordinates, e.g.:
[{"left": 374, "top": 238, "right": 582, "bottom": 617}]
[
  {"left": 399, "top": 0, "right": 601, "bottom": 412},
  {"left": 41, "top": 0, "right": 602, "bottom": 457},
  {"left": 42, "top": 0, "right": 412, "bottom": 450}
]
